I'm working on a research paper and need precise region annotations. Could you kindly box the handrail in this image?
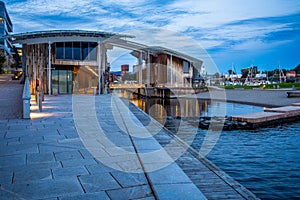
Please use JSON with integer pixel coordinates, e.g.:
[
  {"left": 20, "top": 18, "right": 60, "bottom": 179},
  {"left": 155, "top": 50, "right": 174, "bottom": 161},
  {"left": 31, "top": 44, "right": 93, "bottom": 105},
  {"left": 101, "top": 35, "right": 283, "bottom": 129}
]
[{"left": 22, "top": 77, "right": 31, "bottom": 119}]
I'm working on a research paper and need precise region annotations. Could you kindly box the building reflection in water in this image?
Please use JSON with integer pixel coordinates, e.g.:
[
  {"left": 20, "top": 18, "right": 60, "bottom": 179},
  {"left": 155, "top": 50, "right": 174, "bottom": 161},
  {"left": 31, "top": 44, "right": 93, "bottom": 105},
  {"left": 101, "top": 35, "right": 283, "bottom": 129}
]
[{"left": 118, "top": 90, "right": 210, "bottom": 124}]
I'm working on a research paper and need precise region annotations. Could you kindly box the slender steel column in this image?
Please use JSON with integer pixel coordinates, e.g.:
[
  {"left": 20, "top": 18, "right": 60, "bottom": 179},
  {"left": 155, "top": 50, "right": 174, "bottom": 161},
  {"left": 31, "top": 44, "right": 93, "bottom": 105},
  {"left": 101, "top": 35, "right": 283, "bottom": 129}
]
[
  {"left": 97, "top": 40, "right": 101, "bottom": 95},
  {"left": 48, "top": 41, "right": 52, "bottom": 95},
  {"left": 170, "top": 54, "right": 173, "bottom": 87},
  {"left": 146, "top": 50, "right": 150, "bottom": 85},
  {"left": 139, "top": 51, "right": 143, "bottom": 84}
]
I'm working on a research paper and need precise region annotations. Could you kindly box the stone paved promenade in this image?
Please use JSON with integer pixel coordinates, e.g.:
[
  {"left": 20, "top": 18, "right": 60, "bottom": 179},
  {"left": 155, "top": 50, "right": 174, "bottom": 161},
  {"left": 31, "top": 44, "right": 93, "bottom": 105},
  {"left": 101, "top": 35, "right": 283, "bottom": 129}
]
[
  {"left": 0, "top": 79, "right": 261, "bottom": 200},
  {"left": 0, "top": 93, "right": 209, "bottom": 199},
  {"left": 0, "top": 74, "right": 23, "bottom": 119}
]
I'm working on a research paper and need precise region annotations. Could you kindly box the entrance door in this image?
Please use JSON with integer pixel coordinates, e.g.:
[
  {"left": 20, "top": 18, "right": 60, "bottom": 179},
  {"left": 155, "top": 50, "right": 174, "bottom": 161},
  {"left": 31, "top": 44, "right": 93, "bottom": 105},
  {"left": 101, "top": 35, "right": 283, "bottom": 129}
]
[{"left": 52, "top": 70, "right": 73, "bottom": 94}]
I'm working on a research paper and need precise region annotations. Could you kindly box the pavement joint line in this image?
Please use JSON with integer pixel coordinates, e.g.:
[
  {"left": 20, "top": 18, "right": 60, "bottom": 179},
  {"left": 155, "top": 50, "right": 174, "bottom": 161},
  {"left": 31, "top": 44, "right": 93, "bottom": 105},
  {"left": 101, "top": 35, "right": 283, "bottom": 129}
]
[{"left": 111, "top": 95, "right": 159, "bottom": 200}]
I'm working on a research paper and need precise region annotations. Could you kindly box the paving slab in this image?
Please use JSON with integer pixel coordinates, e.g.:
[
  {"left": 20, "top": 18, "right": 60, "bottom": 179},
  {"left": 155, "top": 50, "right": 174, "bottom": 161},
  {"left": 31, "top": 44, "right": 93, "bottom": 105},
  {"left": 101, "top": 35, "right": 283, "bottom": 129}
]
[
  {"left": 111, "top": 171, "right": 148, "bottom": 187},
  {"left": 153, "top": 183, "right": 207, "bottom": 200},
  {"left": 60, "top": 158, "right": 97, "bottom": 168},
  {"left": 106, "top": 185, "right": 153, "bottom": 200},
  {"left": 59, "top": 191, "right": 110, "bottom": 200},
  {"left": 54, "top": 150, "right": 83, "bottom": 161},
  {"left": 13, "top": 168, "right": 52, "bottom": 183},
  {"left": 85, "top": 163, "right": 117, "bottom": 174},
  {"left": 52, "top": 166, "right": 89, "bottom": 178},
  {"left": 0, "top": 178, "right": 83, "bottom": 199},
  {"left": 78, "top": 173, "right": 121, "bottom": 192},
  {"left": 27, "top": 152, "right": 56, "bottom": 164},
  {"left": 0, "top": 161, "right": 62, "bottom": 173},
  {"left": 0, "top": 154, "right": 26, "bottom": 168}
]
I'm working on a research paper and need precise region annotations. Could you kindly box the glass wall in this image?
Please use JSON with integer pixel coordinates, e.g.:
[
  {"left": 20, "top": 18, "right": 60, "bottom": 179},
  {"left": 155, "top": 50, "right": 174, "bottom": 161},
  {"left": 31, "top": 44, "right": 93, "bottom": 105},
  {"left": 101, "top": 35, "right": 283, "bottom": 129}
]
[
  {"left": 52, "top": 70, "right": 73, "bottom": 94},
  {"left": 55, "top": 42, "right": 97, "bottom": 61}
]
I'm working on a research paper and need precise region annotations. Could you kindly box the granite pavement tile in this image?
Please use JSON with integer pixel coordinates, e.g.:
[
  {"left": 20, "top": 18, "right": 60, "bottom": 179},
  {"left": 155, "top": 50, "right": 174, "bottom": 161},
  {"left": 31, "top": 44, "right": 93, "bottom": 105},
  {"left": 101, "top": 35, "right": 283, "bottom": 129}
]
[
  {"left": 107, "top": 185, "right": 153, "bottom": 200},
  {"left": 52, "top": 166, "right": 89, "bottom": 178},
  {"left": 0, "top": 178, "right": 83, "bottom": 199},
  {"left": 79, "top": 173, "right": 121, "bottom": 192},
  {"left": 111, "top": 171, "right": 148, "bottom": 187},
  {"left": 27, "top": 152, "right": 56, "bottom": 164},
  {"left": 58, "top": 191, "right": 110, "bottom": 200}
]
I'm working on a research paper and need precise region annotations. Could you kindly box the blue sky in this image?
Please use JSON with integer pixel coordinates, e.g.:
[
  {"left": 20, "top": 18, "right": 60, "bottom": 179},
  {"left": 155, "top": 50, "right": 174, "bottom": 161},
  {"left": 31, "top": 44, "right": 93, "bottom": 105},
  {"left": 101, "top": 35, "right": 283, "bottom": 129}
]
[{"left": 4, "top": 0, "right": 300, "bottom": 74}]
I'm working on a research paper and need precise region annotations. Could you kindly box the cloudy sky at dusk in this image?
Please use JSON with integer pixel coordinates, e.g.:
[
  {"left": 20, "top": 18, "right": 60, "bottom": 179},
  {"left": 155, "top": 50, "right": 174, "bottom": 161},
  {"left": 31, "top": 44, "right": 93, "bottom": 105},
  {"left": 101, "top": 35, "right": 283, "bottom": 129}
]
[{"left": 3, "top": 0, "right": 300, "bottom": 74}]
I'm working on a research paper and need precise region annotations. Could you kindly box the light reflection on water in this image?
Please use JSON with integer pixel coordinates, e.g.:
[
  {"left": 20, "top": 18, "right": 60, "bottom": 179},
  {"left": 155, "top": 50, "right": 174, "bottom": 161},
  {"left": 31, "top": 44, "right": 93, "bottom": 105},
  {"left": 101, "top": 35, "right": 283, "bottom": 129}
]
[{"left": 129, "top": 96, "right": 300, "bottom": 200}]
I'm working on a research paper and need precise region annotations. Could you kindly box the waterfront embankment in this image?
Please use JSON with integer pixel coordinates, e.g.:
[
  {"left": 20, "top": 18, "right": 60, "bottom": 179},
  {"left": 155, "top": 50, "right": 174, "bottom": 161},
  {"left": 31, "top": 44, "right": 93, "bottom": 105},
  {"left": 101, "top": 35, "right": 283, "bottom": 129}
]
[{"left": 196, "top": 88, "right": 300, "bottom": 107}]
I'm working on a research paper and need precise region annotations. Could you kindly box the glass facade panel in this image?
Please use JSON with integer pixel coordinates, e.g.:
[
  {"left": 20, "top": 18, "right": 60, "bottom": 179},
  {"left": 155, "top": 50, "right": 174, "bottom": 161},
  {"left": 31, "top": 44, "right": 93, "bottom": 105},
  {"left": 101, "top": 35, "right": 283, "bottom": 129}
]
[
  {"left": 183, "top": 60, "right": 189, "bottom": 73},
  {"left": 56, "top": 43, "right": 64, "bottom": 59},
  {"left": 67, "top": 70, "right": 73, "bottom": 93},
  {"left": 89, "top": 42, "right": 97, "bottom": 61},
  {"left": 55, "top": 42, "right": 97, "bottom": 61},
  {"left": 51, "top": 70, "right": 59, "bottom": 94},
  {"left": 52, "top": 70, "right": 73, "bottom": 94},
  {"left": 73, "top": 42, "right": 81, "bottom": 60},
  {"left": 82, "top": 42, "right": 89, "bottom": 61},
  {"left": 65, "top": 42, "right": 73, "bottom": 60}
]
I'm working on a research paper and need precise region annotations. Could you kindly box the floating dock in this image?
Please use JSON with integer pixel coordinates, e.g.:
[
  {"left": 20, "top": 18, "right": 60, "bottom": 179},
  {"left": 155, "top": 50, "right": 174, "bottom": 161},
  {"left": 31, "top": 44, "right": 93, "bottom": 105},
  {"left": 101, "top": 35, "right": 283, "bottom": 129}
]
[{"left": 231, "top": 103, "right": 300, "bottom": 127}]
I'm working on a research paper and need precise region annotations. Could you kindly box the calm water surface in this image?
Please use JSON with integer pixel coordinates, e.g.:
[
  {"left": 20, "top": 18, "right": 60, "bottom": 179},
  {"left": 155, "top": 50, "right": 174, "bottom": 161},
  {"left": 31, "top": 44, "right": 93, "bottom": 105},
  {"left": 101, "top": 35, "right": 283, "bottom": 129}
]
[{"left": 130, "top": 97, "right": 300, "bottom": 199}]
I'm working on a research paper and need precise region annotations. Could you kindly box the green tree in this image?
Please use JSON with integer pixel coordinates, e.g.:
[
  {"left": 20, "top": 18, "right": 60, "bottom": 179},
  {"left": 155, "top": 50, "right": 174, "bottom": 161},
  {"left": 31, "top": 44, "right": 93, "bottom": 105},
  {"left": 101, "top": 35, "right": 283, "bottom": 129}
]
[
  {"left": 293, "top": 64, "right": 300, "bottom": 74},
  {"left": 0, "top": 55, "right": 6, "bottom": 74},
  {"left": 122, "top": 73, "right": 136, "bottom": 81},
  {"left": 213, "top": 72, "right": 220, "bottom": 78},
  {"left": 11, "top": 63, "right": 19, "bottom": 70},
  {"left": 228, "top": 69, "right": 236, "bottom": 75},
  {"left": 241, "top": 68, "right": 248, "bottom": 78}
]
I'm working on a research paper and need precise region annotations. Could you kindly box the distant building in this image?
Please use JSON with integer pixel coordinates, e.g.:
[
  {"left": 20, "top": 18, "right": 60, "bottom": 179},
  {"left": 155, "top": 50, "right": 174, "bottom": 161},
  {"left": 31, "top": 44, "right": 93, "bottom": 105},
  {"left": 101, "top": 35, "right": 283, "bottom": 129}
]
[
  {"left": 0, "top": 1, "right": 14, "bottom": 70},
  {"left": 132, "top": 65, "right": 139, "bottom": 73},
  {"left": 131, "top": 47, "right": 202, "bottom": 87},
  {"left": 286, "top": 70, "right": 296, "bottom": 78},
  {"left": 121, "top": 64, "right": 129, "bottom": 76}
]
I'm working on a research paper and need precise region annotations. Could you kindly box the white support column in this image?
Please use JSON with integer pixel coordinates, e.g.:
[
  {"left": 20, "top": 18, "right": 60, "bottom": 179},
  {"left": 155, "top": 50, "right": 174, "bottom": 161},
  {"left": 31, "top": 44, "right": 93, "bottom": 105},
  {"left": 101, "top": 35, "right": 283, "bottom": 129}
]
[
  {"left": 146, "top": 50, "right": 150, "bottom": 85},
  {"left": 97, "top": 40, "right": 101, "bottom": 95},
  {"left": 48, "top": 41, "right": 52, "bottom": 95},
  {"left": 101, "top": 44, "right": 106, "bottom": 94},
  {"left": 32, "top": 46, "right": 36, "bottom": 94},
  {"left": 170, "top": 54, "right": 173, "bottom": 87},
  {"left": 139, "top": 51, "right": 143, "bottom": 85},
  {"left": 22, "top": 44, "right": 27, "bottom": 77}
]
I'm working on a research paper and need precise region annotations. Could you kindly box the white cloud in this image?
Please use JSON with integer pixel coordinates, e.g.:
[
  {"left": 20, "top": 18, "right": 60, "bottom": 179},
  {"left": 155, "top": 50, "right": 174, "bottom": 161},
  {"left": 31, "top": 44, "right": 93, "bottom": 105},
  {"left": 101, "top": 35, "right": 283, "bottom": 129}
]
[{"left": 166, "top": 0, "right": 300, "bottom": 30}]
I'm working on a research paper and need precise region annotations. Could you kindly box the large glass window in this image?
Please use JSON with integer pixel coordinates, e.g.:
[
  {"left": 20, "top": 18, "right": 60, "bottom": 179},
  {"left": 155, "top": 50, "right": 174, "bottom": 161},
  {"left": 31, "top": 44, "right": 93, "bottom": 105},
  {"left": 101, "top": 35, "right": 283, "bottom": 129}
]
[
  {"left": 89, "top": 42, "right": 97, "bottom": 61},
  {"left": 82, "top": 42, "right": 89, "bottom": 61},
  {"left": 56, "top": 43, "right": 64, "bottom": 59},
  {"left": 183, "top": 60, "right": 189, "bottom": 73},
  {"left": 55, "top": 42, "right": 98, "bottom": 61},
  {"left": 73, "top": 42, "right": 81, "bottom": 60},
  {"left": 65, "top": 42, "right": 73, "bottom": 60}
]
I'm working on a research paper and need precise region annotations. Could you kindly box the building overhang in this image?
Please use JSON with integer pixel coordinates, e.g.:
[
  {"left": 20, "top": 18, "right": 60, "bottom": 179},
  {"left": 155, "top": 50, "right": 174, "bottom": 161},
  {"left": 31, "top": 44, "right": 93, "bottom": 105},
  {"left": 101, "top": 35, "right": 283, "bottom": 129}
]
[
  {"left": 8, "top": 30, "right": 135, "bottom": 45},
  {"left": 5, "top": 29, "right": 203, "bottom": 70},
  {"left": 131, "top": 46, "right": 203, "bottom": 67}
]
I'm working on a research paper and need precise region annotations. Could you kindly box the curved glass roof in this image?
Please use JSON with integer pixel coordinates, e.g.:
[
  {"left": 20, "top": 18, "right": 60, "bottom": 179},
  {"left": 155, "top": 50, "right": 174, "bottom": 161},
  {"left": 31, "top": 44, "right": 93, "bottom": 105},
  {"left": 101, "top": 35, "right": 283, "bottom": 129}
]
[{"left": 10, "top": 30, "right": 134, "bottom": 44}]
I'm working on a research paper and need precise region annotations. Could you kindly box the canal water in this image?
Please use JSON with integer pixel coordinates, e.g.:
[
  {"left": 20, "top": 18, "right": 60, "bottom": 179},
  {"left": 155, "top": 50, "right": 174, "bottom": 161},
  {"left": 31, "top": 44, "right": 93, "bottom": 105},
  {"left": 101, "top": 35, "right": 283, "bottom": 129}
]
[{"left": 128, "top": 96, "right": 300, "bottom": 199}]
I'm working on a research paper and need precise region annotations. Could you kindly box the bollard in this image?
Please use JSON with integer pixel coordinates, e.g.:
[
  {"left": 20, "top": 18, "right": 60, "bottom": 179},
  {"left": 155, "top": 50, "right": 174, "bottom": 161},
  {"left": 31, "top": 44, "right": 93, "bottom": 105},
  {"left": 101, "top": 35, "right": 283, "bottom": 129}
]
[
  {"left": 22, "top": 77, "right": 31, "bottom": 119},
  {"left": 91, "top": 87, "right": 97, "bottom": 96},
  {"left": 23, "top": 98, "right": 30, "bottom": 119},
  {"left": 292, "top": 85, "right": 295, "bottom": 90},
  {"left": 38, "top": 92, "right": 42, "bottom": 112}
]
